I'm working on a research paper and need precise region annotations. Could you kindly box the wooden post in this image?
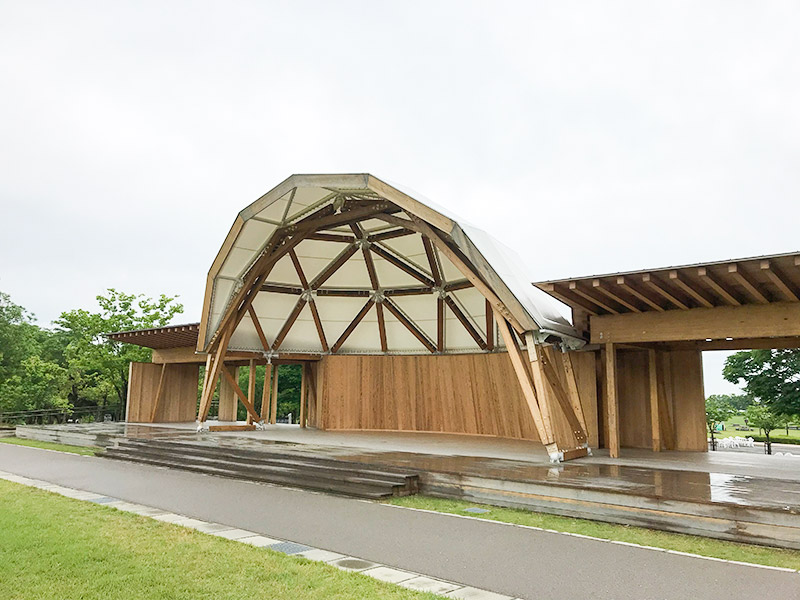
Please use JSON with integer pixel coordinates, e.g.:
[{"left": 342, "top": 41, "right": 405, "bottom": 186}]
[
  {"left": 261, "top": 364, "right": 273, "bottom": 421},
  {"left": 149, "top": 363, "right": 167, "bottom": 423},
  {"left": 218, "top": 365, "right": 239, "bottom": 422},
  {"left": 246, "top": 359, "right": 256, "bottom": 425},
  {"left": 220, "top": 367, "right": 261, "bottom": 423},
  {"left": 648, "top": 349, "right": 661, "bottom": 452},
  {"left": 270, "top": 365, "right": 279, "bottom": 424},
  {"left": 605, "top": 342, "right": 620, "bottom": 458},
  {"left": 299, "top": 363, "right": 308, "bottom": 428}
]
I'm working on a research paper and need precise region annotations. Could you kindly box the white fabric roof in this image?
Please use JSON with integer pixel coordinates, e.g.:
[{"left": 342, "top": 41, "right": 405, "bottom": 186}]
[{"left": 199, "top": 174, "right": 583, "bottom": 355}]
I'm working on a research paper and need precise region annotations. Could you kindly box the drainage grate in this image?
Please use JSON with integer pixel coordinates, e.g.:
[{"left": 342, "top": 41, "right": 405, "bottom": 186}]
[
  {"left": 268, "top": 541, "right": 313, "bottom": 555},
  {"left": 462, "top": 507, "right": 490, "bottom": 514}
]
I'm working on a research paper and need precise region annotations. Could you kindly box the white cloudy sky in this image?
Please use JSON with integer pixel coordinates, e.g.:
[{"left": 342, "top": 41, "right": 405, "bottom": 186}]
[{"left": 2, "top": 1, "right": 799, "bottom": 395}]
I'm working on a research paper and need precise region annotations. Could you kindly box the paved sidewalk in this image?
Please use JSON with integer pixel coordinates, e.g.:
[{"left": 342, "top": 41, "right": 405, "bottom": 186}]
[{"left": 1, "top": 444, "right": 798, "bottom": 600}]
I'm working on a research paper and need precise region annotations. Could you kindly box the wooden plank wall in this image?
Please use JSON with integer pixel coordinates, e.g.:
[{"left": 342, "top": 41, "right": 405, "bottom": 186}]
[
  {"left": 127, "top": 362, "right": 200, "bottom": 423},
  {"left": 611, "top": 349, "right": 706, "bottom": 451},
  {"left": 313, "top": 352, "right": 598, "bottom": 448}
]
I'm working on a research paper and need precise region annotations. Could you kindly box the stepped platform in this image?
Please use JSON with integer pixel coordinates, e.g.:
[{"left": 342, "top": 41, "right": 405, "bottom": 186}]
[{"left": 15, "top": 422, "right": 800, "bottom": 549}]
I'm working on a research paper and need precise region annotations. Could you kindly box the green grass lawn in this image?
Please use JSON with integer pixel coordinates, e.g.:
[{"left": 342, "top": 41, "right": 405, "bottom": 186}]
[
  {"left": 0, "top": 437, "right": 96, "bottom": 455},
  {"left": 0, "top": 480, "right": 437, "bottom": 600},
  {"left": 715, "top": 415, "right": 800, "bottom": 440},
  {"left": 387, "top": 495, "right": 800, "bottom": 571}
]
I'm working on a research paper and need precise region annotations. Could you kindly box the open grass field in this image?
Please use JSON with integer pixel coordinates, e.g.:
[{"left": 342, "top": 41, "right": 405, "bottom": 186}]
[
  {"left": 0, "top": 480, "right": 437, "bottom": 600},
  {"left": 0, "top": 437, "right": 96, "bottom": 455},
  {"left": 715, "top": 415, "right": 800, "bottom": 440},
  {"left": 387, "top": 495, "right": 800, "bottom": 571}
]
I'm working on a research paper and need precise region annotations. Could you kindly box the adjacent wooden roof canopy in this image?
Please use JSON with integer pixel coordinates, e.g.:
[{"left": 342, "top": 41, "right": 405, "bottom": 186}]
[
  {"left": 107, "top": 323, "right": 200, "bottom": 349},
  {"left": 534, "top": 251, "right": 800, "bottom": 316}
]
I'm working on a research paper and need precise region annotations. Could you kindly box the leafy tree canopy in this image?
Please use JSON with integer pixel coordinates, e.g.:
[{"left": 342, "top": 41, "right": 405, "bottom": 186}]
[
  {"left": 723, "top": 349, "right": 800, "bottom": 417},
  {"left": 705, "top": 396, "right": 735, "bottom": 433},
  {"left": 54, "top": 289, "right": 184, "bottom": 406}
]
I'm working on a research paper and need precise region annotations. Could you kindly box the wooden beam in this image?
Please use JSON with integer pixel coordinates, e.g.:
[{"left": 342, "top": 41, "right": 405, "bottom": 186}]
[
  {"left": 331, "top": 300, "right": 374, "bottom": 353},
  {"left": 592, "top": 280, "right": 641, "bottom": 313},
  {"left": 444, "top": 296, "right": 487, "bottom": 349},
  {"left": 208, "top": 424, "right": 256, "bottom": 432},
  {"left": 376, "top": 302, "right": 388, "bottom": 352},
  {"left": 383, "top": 298, "right": 437, "bottom": 353},
  {"left": 591, "top": 301, "right": 800, "bottom": 344},
  {"left": 648, "top": 349, "right": 661, "bottom": 452},
  {"left": 605, "top": 342, "right": 620, "bottom": 458},
  {"left": 761, "top": 260, "right": 799, "bottom": 302},
  {"left": 270, "top": 365, "right": 279, "bottom": 424},
  {"left": 728, "top": 264, "right": 769, "bottom": 304},
  {"left": 272, "top": 298, "right": 308, "bottom": 350},
  {"left": 306, "top": 232, "right": 356, "bottom": 243},
  {"left": 221, "top": 366, "right": 260, "bottom": 423},
  {"left": 150, "top": 363, "right": 167, "bottom": 423},
  {"left": 436, "top": 296, "right": 445, "bottom": 352},
  {"left": 697, "top": 267, "right": 741, "bottom": 306},
  {"left": 383, "top": 287, "right": 434, "bottom": 297},
  {"left": 536, "top": 345, "right": 588, "bottom": 446},
  {"left": 561, "top": 351, "right": 589, "bottom": 435},
  {"left": 616, "top": 276, "right": 664, "bottom": 312},
  {"left": 569, "top": 282, "right": 620, "bottom": 314},
  {"left": 522, "top": 335, "right": 556, "bottom": 448},
  {"left": 443, "top": 279, "right": 473, "bottom": 292},
  {"left": 669, "top": 271, "right": 714, "bottom": 308},
  {"left": 485, "top": 298, "right": 494, "bottom": 351},
  {"left": 308, "top": 301, "right": 329, "bottom": 352},
  {"left": 247, "top": 305, "right": 271, "bottom": 352},
  {"left": 642, "top": 273, "right": 689, "bottom": 310},
  {"left": 370, "top": 244, "right": 435, "bottom": 286},
  {"left": 368, "top": 228, "right": 416, "bottom": 242},
  {"left": 422, "top": 237, "right": 442, "bottom": 286},
  {"left": 493, "top": 311, "right": 555, "bottom": 452},
  {"left": 260, "top": 364, "right": 272, "bottom": 421},
  {"left": 376, "top": 213, "right": 526, "bottom": 333},
  {"left": 538, "top": 283, "right": 599, "bottom": 316},
  {"left": 311, "top": 244, "right": 359, "bottom": 288}
]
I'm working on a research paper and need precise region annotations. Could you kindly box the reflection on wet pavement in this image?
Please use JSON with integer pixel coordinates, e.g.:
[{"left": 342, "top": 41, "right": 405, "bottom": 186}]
[{"left": 23, "top": 423, "right": 800, "bottom": 513}]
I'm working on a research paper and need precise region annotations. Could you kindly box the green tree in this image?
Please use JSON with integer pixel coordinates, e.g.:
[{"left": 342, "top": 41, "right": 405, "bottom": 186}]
[
  {"left": 745, "top": 404, "right": 788, "bottom": 455},
  {"left": 1, "top": 356, "right": 69, "bottom": 414},
  {"left": 705, "top": 396, "right": 734, "bottom": 451},
  {"left": 706, "top": 393, "right": 754, "bottom": 413},
  {"left": 55, "top": 290, "right": 183, "bottom": 410},
  {"left": 723, "top": 349, "right": 800, "bottom": 417},
  {"left": 0, "top": 292, "right": 42, "bottom": 384}
]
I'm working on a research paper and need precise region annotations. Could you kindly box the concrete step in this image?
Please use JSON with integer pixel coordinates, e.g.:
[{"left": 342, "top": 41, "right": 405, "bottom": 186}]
[
  {"left": 106, "top": 446, "right": 414, "bottom": 492},
  {"left": 115, "top": 439, "right": 418, "bottom": 490},
  {"left": 101, "top": 441, "right": 418, "bottom": 499},
  {"left": 102, "top": 450, "right": 398, "bottom": 499}
]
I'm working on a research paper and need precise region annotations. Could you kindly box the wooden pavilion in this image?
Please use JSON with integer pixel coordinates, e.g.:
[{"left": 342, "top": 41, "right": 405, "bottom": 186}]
[{"left": 110, "top": 174, "right": 800, "bottom": 461}]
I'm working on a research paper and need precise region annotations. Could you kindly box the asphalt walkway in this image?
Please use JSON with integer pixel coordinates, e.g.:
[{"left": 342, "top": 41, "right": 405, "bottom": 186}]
[{"left": 1, "top": 444, "right": 797, "bottom": 600}]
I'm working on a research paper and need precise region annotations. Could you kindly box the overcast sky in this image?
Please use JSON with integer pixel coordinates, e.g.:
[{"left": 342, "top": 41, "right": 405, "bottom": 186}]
[{"left": 2, "top": 1, "right": 798, "bottom": 395}]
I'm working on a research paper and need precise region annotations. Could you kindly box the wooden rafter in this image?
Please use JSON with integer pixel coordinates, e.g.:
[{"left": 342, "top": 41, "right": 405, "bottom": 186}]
[
  {"left": 331, "top": 300, "right": 374, "bottom": 353},
  {"left": 642, "top": 273, "right": 689, "bottom": 310},
  {"left": 569, "top": 281, "right": 620, "bottom": 314},
  {"left": 760, "top": 260, "right": 799, "bottom": 302},
  {"left": 289, "top": 248, "right": 329, "bottom": 351},
  {"left": 728, "top": 264, "right": 769, "bottom": 304},
  {"left": 369, "top": 228, "right": 416, "bottom": 242},
  {"left": 422, "top": 237, "right": 442, "bottom": 286},
  {"left": 697, "top": 267, "right": 741, "bottom": 306},
  {"left": 311, "top": 244, "right": 359, "bottom": 288},
  {"left": 247, "top": 305, "right": 271, "bottom": 352},
  {"left": 485, "top": 298, "right": 494, "bottom": 350},
  {"left": 592, "top": 280, "right": 641, "bottom": 313},
  {"left": 384, "top": 287, "right": 434, "bottom": 297},
  {"left": 376, "top": 302, "right": 388, "bottom": 352},
  {"left": 370, "top": 244, "right": 435, "bottom": 287},
  {"left": 383, "top": 298, "right": 436, "bottom": 353},
  {"left": 668, "top": 271, "right": 714, "bottom": 308},
  {"left": 444, "top": 296, "right": 487, "bottom": 350},
  {"left": 272, "top": 298, "right": 308, "bottom": 350},
  {"left": 616, "top": 277, "right": 665, "bottom": 312},
  {"left": 542, "top": 283, "right": 599, "bottom": 315},
  {"left": 443, "top": 279, "right": 473, "bottom": 292},
  {"left": 437, "top": 297, "right": 445, "bottom": 352},
  {"left": 307, "top": 232, "right": 356, "bottom": 243}
]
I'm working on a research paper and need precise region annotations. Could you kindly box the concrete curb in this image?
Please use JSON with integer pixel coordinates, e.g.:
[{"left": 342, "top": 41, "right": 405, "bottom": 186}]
[{"left": 0, "top": 469, "right": 520, "bottom": 600}]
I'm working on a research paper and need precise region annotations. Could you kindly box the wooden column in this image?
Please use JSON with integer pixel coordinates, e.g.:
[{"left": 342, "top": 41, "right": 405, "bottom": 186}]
[
  {"left": 299, "top": 363, "right": 308, "bottom": 428},
  {"left": 270, "top": 365, "right": 279, "bottom": 424},
  {"left": 605, "top": 343, "right": 620, "bottom": 458},
  {"left": 260, "top": 365, "right": 273, "bottom": 421},
  {"left": 218, "top": 365, "right": 239, "bottom": 422},
  {"left": 648, "top": 349, "right": 661, "bottom": 452},
  {"left": 246, "top": 359, "right": 256, "bottom": 425}
]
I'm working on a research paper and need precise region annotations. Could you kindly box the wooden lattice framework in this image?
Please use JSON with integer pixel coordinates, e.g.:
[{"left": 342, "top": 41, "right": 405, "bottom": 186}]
[{"left": 196, "top": 174, "right": 589, "bottom": 461}]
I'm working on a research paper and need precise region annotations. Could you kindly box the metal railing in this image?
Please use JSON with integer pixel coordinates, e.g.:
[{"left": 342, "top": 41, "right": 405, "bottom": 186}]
[{"left": 0, "top": 404, "right": 124, "bottom": 426}]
